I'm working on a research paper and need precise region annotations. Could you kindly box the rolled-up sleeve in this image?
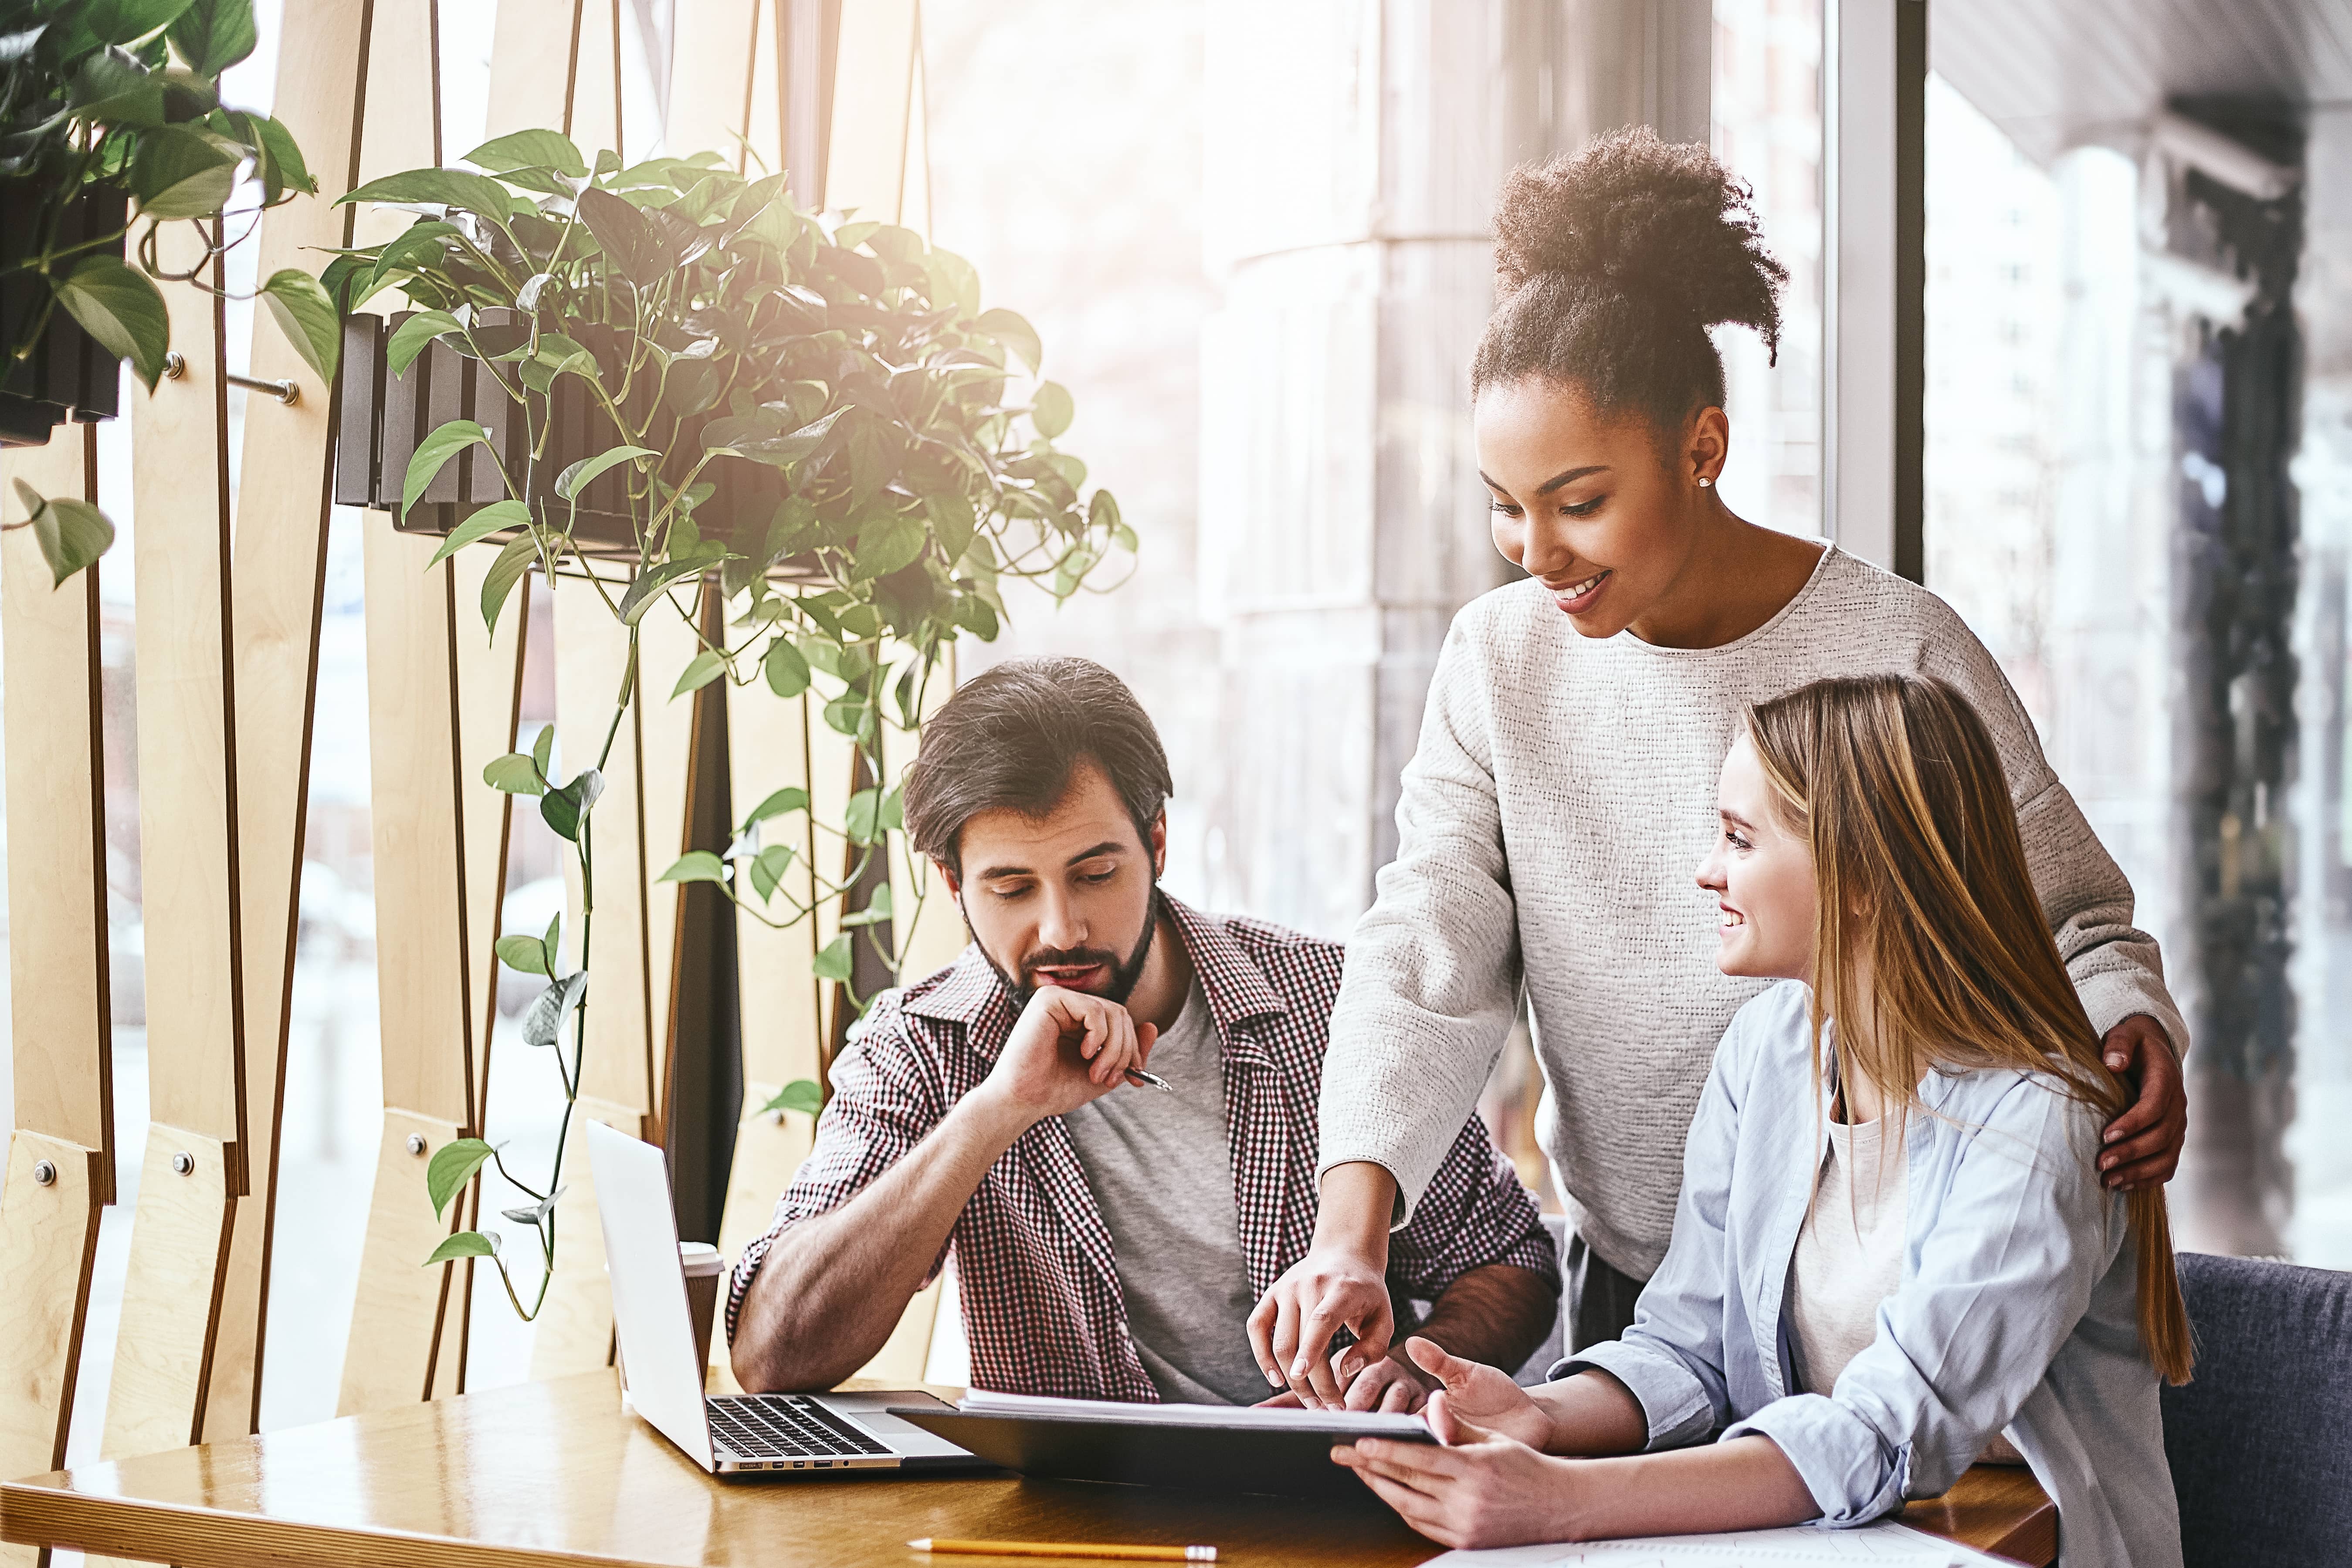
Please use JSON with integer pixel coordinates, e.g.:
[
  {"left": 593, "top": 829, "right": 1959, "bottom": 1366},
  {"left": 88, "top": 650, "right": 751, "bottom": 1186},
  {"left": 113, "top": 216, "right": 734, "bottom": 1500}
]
[
  {"left": 1552, "top": 1020, "right": 1749, "bottom": 1450},
  {"left": 1722, "top": 1076, "right": 2122, "bottom": 1526},
  {"left": 724, "top": 993, "right": 948, "bottom": 1342}
]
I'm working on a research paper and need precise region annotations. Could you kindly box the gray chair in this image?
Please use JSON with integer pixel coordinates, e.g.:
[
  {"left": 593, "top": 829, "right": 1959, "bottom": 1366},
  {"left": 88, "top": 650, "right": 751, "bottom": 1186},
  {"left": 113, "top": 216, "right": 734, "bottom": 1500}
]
[{"left": 2162, "top": 1252, "right": 2352, "bottom": 1568}]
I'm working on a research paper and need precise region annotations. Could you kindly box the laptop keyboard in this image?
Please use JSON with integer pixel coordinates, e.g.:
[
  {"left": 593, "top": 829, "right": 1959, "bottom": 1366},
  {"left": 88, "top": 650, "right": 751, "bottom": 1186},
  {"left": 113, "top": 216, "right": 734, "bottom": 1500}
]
[{"left": 708, "top": 1395, "right": 890, "bottom": 1460}]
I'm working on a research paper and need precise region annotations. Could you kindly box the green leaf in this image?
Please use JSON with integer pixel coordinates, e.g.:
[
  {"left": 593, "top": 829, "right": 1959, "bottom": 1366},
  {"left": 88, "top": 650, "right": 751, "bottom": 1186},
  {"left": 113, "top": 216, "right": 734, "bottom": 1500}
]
[
  {"left": 482, "top": 752, "right": 545, "bottom": 796},
  {"left": 401, "top": 417, "right": 489, "bottom": 522},
  {"left": 52, "top": 255, "right": 169, "bottom": 390},
  {"left": 1089, "top": 488, "right": 1130, "bottom": 548},
  {"left": 704, "top": 406, "right": 846, "bottom": 470},
  {"left": 357, "top": 221, "right": 460, "bottom": 305},
  {"left": 68, "top": 46, "right": 170, "bottom": 127},
  {"left": 532, "top": 722, "right": 556, "bottom": 776},
  {"left": 463, "top": 128, "right": 587, "bottom": 178},
  {"left": 926, "top": 492, "right": 976, "bottom": 567},
  {"left": 760, "top": 1079, "right": 823, "bottom": 1118},
  {"left": 494, "top": 932, "right": 549, "bottom": 975},
  {"left": 339, "top": 167, "right": 521, "bottom": 221},
  {"left": 522, "top": 971, "right": 587, "bottom": 1050},
  {"left": 424, "top": 1230, "right": 500, "bottom": 1266},
  {"left": 384, "top": 309, "right": 464, "bottom": 377},
  {"left": 129, "top": 122, "right": 241, "bottom": 218},
  {"left": 976, "top": 307, "right": 1042, "bottom": 373},
  {"left": 747, "top": 843, "right": 796, "bottom": 902},
  {"left": 742, "top": 786, "right": 808, "bottom": 828},
  {"left": 556, "top": 444, "right": 659, "bottom": 501},
  {"left": 480, "top": 532, "right": 539, "bottom": 635},
  {"left": 1031, "top": 380, "right": 1074, "bottom": 440},
  {"left": 11, "top": 481, "right": 115, "bottom": 588},
  {"left": 258, "top": 269, "right": 340, "bottom": 383},
  {"left": 851, "top": 512, "right": 925, "bottom": 582},
  {"left": 841, "top": 881, "right": 893, "bottom": 927},
  {"left": 811, "top": 934, "right": 854, "bottom": 984},
  {"left": 245, "top": 112, "right": 313, "bottom": 201},
  {"left": 167, "top": 0, "right": 258, "bottom": 76},
  {"left": 763, "top": 637, "right": 810, "bottom": 698},
  {"left": 425, "top": 1138, "right": 497, "bottom": 1218},
  {"left": 880, "top": 783, "right": 905, "bottom": 832},
  {"left": 824, "top": 690, "right": 871, "bottom": 740},
  {"left": 659, "top": 850, "right": 728, "bottom": 884},
  {"left": 671, "top": 649, "right": 725, "bottom": 700},
  {"left": 541, "top": 781, "right": 583, "bottom": 842},
  {"left": 615, "top": 559, "right": 704, "bottom": 626},
  {"left": 845, "top": 786, "right": 882, "bottom": 845},
  {"left": 428, "top": 500, "right": 529, "bottom": 567}
]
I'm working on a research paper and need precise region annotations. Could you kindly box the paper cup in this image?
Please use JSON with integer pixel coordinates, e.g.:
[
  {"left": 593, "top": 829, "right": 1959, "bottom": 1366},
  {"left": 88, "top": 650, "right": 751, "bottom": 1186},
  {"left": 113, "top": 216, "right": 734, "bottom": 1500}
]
[{"left": 681, "top": 1242, "right": 725, "bottom": 1379}]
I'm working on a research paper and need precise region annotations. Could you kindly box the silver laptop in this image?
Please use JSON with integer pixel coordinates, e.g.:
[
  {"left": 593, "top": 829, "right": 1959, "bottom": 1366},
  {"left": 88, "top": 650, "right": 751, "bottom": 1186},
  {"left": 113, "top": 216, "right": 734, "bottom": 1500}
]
[{"left": 585, "top": 1120, "right": 985, "bottom": 1475}]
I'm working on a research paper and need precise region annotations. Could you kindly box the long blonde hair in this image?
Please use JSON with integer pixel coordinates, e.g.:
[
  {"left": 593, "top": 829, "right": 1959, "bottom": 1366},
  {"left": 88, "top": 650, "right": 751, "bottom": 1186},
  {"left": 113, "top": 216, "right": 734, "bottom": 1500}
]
[{"left": 1745, "top": 674, "right": 2192, "bottom": 1385}]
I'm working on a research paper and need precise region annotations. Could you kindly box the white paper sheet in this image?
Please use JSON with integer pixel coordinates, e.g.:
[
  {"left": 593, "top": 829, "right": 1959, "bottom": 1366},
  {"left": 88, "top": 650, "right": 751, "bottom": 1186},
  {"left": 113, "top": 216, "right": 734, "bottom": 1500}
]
[
  {"left": 957, "top": 1387, "right": 1430, "bottom": 1437},
  {"left": 1419, "top": 1521, "right": 2009, "bottom": 1567}
]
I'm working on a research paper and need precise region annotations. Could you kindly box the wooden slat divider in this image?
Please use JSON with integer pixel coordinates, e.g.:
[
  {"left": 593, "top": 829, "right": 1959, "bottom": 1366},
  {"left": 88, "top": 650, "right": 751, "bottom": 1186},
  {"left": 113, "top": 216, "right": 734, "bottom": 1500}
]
[
  {"left": 102, "top": 214, "right": 247, "bottom": 1465},
  {"left": 0, "top": 431, "right": 111, "bottom": 1552},
  {"left": 205, "top": 0, "right": 375, "bottom": 1445}
]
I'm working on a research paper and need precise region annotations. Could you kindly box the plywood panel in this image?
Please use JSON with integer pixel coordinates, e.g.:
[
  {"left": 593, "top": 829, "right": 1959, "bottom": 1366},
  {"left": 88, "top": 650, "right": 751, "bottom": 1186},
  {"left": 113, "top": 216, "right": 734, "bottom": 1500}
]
[
  {"left": 485, "top": 0, "right": 584, "bottom": 141},
  {"left": 666, "top": 0, "right": 761, "bottom": 166},
  {"left": 824, "top": 0, "right": 918, "bottom": 222},
  {"left": 570, "top": 0, "right": 624, "bottom": 156},
  {"left": 100, "top": 1128, "right": 235, "bottom": 1459},
  {"left": 128, "top": 218, "right": 246, "bottom": 1162},
  {"left": 336, "top": 1111, "right": 468, "bottom": 1415},
  {"left": 360, "top": 526, "right": 476, "bottom": 1129},
  {"left": 525, "top": 1097, "right": 644, "bottom": 1379},
  {"left": 0, "top": 1131, "right": 103, "bottom": 1567},
  {"left": 207, "top": 0, "right": 373, "bottom": 1446},
  {"left": 0, "top": 430, "right": 111, "bottom": 1162}
]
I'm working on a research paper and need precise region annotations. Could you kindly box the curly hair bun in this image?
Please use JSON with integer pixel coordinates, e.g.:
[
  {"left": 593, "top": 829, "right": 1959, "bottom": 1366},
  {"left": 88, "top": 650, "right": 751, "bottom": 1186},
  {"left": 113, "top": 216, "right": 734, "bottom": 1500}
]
[
  {"left": 1493, "top": 126, "right": 1785, "bottom": 348},
  {"left": 1473, "top": 126, "right": 1787, "bottom": 423}
]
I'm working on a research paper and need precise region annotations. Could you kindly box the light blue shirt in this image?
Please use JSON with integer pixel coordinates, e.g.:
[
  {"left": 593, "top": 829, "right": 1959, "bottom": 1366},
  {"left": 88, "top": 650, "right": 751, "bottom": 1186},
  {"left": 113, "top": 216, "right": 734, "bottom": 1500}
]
[{"left": 1561, "top": 982, "right": 2181, "bottom": 1568}]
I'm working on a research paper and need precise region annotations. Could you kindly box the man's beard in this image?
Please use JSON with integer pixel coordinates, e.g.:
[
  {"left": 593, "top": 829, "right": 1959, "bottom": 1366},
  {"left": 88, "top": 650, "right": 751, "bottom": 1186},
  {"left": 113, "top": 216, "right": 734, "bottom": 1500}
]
[{"left": 969, "top": 891, "right": 1160, "bottom": 1010}]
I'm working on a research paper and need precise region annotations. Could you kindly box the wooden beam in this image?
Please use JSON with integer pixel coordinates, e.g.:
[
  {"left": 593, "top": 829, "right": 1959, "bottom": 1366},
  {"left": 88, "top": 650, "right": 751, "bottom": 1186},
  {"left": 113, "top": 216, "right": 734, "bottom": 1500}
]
[
  {"left": 104, "top": 213, "right": 247, "bottom": 1462},
  {"left": 0, "top": 429, "right": 112, "bottom": 1169},
  {"left": 205, "top": 0, "right": 374, "bottom": 1446},
  {"left": 336, "top": 0, "right": 471, "bottom": 1419},
  {"left": 666, "top": 0, "right": 762, "bottom": 166},
  {"left": 484, "top": 0, "right": 584, "bottom": 141},
  {"left": 342, "top": 524, "right": 477, "bottom": 1417},
  {"left": 0, "top": 430, "right": 110, "bottom": 1558},
  {"left": 639, "top": 599, "right": 700, "bottom": 1131}
]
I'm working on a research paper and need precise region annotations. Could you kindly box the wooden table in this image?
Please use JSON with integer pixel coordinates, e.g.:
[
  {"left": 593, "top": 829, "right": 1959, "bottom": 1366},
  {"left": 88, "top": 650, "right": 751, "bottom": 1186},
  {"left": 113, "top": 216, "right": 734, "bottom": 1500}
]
[{"left": 0, "top": 1372, "right": 2054, "bottom": 1566}]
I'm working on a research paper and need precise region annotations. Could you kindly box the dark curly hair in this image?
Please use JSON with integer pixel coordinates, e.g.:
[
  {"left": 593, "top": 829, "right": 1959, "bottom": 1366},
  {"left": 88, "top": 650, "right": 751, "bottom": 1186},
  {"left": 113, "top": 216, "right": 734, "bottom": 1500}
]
[{"left": 1471, "top": 127, "right": 1787, "bottom": 433}]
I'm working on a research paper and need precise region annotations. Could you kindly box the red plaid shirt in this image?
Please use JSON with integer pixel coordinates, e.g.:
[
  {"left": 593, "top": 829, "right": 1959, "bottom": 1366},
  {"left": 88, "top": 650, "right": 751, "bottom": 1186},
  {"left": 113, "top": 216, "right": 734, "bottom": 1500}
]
[{"left": 727, "top": 895, "right": 1557, "bottom": 1400}]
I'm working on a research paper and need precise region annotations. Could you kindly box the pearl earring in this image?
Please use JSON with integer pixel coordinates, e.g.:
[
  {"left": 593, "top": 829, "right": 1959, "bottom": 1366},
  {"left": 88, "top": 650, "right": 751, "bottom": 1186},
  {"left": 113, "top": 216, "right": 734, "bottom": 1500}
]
[{"left": 1697, "top": 476, "right": 1713, "bottom": 489}]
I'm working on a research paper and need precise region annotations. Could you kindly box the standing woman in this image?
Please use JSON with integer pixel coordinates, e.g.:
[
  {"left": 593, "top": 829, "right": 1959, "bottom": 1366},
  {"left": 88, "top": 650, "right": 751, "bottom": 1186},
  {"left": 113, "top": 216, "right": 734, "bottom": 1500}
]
[{"left": 1248, "top": 127, "right": 2190, "bottom": 1404}]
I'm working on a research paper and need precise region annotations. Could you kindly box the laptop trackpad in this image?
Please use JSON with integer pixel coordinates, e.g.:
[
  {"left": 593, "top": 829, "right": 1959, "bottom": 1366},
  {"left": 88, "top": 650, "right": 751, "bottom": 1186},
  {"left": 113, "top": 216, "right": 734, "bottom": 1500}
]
[{"left": 825, "top": 1392, "right": 971, "bottom": 1457}]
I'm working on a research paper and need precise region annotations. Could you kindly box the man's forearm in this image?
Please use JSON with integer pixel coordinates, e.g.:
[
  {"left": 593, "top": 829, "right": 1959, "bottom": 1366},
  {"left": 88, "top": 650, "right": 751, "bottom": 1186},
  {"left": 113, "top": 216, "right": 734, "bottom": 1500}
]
[
  {"left": 1406, "top": 1263, "right": 1559, "bottom": 1383},
  {"left": 732, "top": 1091, "right": 1030, "bottom": 1392}
]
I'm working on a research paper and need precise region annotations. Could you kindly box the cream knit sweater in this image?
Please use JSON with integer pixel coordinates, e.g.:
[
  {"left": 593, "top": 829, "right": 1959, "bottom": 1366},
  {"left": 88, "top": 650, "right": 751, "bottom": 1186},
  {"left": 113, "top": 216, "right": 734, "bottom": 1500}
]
[{"left": 1319, "top": 545, "right": 2187, "bottom": 1279}]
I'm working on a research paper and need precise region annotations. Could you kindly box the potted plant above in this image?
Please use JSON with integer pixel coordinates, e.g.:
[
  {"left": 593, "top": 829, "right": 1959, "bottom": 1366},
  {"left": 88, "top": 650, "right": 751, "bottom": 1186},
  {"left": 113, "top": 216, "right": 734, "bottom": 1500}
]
[
  {"left": 319, "top": 130, "right": 1135, "bottom": 1317},
  {"left": 0, "top": 0, "right": 338, "bottom": 582}
]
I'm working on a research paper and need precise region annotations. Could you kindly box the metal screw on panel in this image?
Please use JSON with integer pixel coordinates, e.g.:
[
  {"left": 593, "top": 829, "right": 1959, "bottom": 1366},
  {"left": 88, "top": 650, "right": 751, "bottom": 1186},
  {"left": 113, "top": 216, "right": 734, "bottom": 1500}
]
[
  {"left": 163, "top": 351, "right": 186, "bottom": 380},
  {"left": 32, "top": 1161, "right": 55, "bottom": 1186},
  {"left": 171, "top": 1151, "right": 194, "bottom": 1175},
  {"left": 407, "top": 1133, "right": 428, "bottom": 1156}
]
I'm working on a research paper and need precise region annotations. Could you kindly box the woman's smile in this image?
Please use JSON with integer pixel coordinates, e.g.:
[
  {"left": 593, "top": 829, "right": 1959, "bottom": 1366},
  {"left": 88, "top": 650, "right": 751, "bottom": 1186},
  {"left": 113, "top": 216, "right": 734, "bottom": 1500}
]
[{"left": 1547, "top": 568, "right": 1612, "bottom": 614}]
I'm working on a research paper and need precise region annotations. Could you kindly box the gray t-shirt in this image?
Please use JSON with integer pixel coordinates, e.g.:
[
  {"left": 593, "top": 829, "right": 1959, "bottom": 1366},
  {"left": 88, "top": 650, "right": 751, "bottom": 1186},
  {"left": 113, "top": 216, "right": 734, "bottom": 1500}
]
[{"left": 1060, "top": 979, "right": 1266, "bottom": 1405}]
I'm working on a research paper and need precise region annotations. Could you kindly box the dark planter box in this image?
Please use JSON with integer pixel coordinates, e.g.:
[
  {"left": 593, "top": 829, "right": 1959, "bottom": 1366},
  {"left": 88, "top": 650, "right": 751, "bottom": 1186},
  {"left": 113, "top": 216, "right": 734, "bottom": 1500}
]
[
  {"left": 0, "top": 183, "right": 130, "bottom": 447},
  {"left": 333, "top": 309, "right": 814, "bottom": 577}
]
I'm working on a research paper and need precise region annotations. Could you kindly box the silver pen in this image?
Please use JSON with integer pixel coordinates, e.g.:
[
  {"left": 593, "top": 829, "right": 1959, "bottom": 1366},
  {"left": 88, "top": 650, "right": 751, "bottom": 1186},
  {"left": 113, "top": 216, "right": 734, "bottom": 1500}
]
[{"left": 1124, "top": 1067, "right": 1176, "bottom": 1094}]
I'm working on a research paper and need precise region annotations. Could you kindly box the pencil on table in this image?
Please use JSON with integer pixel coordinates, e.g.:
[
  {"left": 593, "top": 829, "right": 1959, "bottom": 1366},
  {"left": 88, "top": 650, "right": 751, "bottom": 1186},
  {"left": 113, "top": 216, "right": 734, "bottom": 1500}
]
[{"left": 908, "top": 1541, "right": 1217, "bottom": 1562}]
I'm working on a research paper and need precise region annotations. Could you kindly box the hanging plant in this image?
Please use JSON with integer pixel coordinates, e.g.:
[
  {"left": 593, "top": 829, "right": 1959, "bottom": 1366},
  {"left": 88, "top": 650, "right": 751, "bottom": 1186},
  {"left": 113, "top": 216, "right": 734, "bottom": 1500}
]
[
  {"left": 319, "top": 130, "right": 1134, "bottom": 1316},
  {"left": 0, "top": 0, "right": 339, "bottom": 581}
]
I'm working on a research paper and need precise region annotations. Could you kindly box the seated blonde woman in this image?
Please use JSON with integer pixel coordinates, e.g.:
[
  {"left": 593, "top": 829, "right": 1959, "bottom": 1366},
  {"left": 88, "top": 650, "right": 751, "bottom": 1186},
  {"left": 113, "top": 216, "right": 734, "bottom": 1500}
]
[{"left": 1334, "top": 674, "right": 2189, "bottom": 1568}]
